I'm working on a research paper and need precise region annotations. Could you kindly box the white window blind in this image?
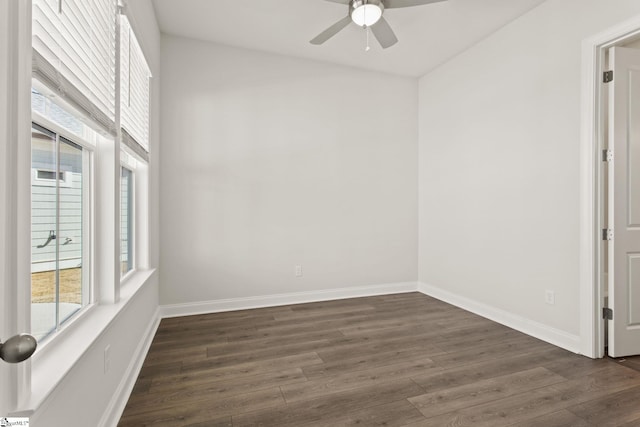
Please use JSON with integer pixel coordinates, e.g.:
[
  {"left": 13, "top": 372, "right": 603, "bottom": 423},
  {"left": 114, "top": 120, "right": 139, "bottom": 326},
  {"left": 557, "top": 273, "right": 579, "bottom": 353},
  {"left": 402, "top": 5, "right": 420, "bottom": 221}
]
[
  {"left": 32, "top": 0, "right": 117, "bottom": 134},
  {"left": 120, "top": 14, "right": 151, "bottom": 158}
]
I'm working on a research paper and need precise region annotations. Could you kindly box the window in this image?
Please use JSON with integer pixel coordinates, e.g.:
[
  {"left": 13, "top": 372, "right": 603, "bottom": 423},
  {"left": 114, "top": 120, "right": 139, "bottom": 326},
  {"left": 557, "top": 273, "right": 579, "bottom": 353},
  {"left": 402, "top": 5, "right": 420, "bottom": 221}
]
[
  {"left": 121, "top": 166, "right": 134, "bottom": 277},
  {"left": 36, "top": 170, "right": 65, "bottom": 181},
  {"left": 31, "top": 122, "right": 92, "bottom": 341},
  {"left": 27, "top": 0, "right": 151, "bottom": 349}
]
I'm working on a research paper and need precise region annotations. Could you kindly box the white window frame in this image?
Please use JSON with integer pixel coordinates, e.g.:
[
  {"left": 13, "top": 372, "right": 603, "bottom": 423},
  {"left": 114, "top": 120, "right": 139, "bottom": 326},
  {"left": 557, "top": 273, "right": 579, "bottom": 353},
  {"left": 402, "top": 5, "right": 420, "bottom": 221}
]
[
  {"left": 30, "top": 110, "right": 96, "bottom": 348},
  {"left": 120, "top": 154, "right": 136, "bottom": 282}
]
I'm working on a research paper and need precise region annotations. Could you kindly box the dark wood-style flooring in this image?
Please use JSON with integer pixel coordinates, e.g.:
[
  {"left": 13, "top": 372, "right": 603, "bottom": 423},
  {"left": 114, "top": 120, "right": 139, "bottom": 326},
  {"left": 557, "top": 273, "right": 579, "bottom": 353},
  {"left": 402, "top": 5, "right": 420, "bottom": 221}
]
[{"left": 118, "top": 292, "right": 640, "bottom": 426}]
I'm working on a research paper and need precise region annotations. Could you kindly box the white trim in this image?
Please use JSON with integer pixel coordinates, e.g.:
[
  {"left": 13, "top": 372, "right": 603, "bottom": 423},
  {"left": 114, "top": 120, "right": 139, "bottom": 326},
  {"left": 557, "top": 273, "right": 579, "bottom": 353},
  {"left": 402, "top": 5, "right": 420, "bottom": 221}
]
[
  {"left": 580, "top": 13, "right": 640, "bottom": 359},
  {"left": 159, "top": 281, "right": 584, "bottom": 355},
  {"left": 579, "top": 33, "right": 602, "bottom": 360},
  {"left": 160, "top": 282, "right": 419, "bottom": 318},
  {"left": 418, "top": 282, "right": 581, "bottom": 354},
  {"left": 99, "top": 307, "right": 160, "bottom": 427}
]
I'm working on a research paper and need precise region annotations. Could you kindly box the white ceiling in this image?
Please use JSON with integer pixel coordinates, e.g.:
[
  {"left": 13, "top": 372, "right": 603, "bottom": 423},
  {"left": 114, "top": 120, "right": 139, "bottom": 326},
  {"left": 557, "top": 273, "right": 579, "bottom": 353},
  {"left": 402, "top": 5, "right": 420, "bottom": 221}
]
[{"left": 151, "top": 0, "right": 547, "bottom": 77}]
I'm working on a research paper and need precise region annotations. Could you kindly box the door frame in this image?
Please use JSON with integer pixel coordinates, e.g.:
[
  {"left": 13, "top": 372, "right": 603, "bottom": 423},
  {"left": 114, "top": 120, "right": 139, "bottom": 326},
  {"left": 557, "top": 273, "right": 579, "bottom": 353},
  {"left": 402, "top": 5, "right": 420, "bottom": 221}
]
[
  {"left": 1, "top": 0, "right": 33, "bottom": 415},
  {"left": 581, "top": 14, "right": 640, "bottom": 359}
]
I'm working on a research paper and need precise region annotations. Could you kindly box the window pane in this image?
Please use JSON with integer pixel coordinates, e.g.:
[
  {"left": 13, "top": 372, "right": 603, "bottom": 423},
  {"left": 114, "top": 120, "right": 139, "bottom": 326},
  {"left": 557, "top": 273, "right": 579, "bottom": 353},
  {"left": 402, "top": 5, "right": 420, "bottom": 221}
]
[
  {"left": 121, "top": 167, "right": 133, "bottom": 277},
  {"left": 31, "top": 124, "right": 58, "bottom": 341},
  {"left": 58, "top": 137, "right": 84, "bottom": 325},
  {"left": 31, "top": 124, "right": 88, "bottom": 342}
]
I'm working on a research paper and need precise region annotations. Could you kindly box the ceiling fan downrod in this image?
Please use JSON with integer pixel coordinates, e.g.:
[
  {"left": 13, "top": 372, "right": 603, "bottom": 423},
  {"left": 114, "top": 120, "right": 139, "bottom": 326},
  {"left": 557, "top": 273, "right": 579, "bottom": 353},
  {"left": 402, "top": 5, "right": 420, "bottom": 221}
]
[{"left": 365, "top": 26, "right": 371, "bottom": 51}]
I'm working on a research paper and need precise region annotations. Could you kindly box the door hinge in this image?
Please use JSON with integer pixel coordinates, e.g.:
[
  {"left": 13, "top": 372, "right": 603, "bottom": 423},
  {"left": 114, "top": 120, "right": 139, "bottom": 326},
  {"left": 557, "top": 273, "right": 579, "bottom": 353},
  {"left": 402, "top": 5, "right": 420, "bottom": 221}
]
[
  {"left": 602, "top": 149, "right": 613, "bottom": 162},
  {"left": 603, "top": 307, "right": 613, "bottom": 320},
  {"left": 604, "top": 70, "right": 614, "bottom": 83},
  {"left": 602, "top": 228, "right": 614, "bottom": 241}
]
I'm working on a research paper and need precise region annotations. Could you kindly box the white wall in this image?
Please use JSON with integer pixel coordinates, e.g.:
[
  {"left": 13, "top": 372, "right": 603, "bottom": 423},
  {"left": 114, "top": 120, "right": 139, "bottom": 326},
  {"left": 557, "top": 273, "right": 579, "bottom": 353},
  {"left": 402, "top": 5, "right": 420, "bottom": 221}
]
[
  {"left": 418, "top": 0, "right": 640, "bottom": 345},
  {"left": 29, "top": 1, "right": 162, "bottom": 425},
  {"left": 160, "top": 36, "right": 418, "bottom": 306}
]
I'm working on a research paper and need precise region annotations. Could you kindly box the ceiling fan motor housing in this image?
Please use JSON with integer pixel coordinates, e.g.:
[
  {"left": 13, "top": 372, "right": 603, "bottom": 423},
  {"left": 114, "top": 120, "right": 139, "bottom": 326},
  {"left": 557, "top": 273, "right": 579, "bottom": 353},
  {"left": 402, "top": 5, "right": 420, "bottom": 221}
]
[{"left": 350, "top": 0, "right": 385, "bottom": 27}]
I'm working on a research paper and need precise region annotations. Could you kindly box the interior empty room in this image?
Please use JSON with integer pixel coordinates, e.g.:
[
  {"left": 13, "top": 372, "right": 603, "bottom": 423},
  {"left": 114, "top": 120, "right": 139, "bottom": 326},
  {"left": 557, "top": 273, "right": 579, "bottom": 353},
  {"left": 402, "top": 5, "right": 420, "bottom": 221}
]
[{"left": 3, "top": 0, "right": 640, "bottom": 426}]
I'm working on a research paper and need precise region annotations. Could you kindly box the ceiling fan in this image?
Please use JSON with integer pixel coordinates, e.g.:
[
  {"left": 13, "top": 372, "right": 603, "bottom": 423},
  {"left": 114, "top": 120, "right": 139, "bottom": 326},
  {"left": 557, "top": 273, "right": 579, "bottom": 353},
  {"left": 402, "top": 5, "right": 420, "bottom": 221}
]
[{"left": 310, "top": 0, "right": 447, "bottom": 49}]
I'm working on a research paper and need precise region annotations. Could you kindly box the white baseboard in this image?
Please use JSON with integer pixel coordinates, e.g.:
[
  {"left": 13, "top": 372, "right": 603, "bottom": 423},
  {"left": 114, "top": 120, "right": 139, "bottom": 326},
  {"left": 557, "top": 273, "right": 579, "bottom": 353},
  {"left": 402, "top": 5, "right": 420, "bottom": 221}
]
[
  {"left": 160, "top": 282, "right": 419, "bottom": 318},
  {"left": 99, "top": 307, "right": 161, "bottom": 427},
  {"left": 159, "top": 280, "right": 581, "bottom": 354},
  {"left": 417, "top": 282, "right": 582, "bottom": 354}
]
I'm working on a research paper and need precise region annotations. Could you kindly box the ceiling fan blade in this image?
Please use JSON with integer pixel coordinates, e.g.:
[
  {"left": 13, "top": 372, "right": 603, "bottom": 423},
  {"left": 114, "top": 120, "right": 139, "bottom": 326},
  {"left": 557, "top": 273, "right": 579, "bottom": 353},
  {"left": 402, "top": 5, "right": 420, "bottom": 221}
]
[
  {"left": 310, "top": 15, "right": 352, "bottom": 45},
  {"left": 384, "top": 0, "right": 447, "bottom": 8},
  {"left": 371, "top": 17, "right": 398, "bottom": 49}
]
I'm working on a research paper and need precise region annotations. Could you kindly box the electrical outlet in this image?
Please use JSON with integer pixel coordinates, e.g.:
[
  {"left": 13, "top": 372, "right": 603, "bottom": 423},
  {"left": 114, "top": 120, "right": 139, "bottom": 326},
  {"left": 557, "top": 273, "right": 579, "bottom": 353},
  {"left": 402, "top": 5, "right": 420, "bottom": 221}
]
[
  {"left": 295, "top": 265, "right": 303, "bottom": 277},
  {"left": 545, "top": 290, "right": 555, "bottom": 305},
  {"left": 104, "top": 345, "right": 111, "bottom": 374}
]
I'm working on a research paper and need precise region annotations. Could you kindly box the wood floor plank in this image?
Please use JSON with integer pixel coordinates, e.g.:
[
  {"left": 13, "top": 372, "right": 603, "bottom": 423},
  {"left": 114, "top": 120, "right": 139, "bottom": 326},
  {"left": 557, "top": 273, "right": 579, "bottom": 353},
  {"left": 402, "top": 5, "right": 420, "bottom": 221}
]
[
  {"left": 404, "top": 364, "right": 640, "bottom": 427},
  {"left": 408, "top": 367, "right": 567, "bottom": 419},
  {"left": 205, "top": 329, "right": 343, "bottom": 357},
  {"left": 159, "top": 306, "right": 290, "bottom": 324},
  {"left": 314, "top": 334, "right": 443, "bottom": 363},
  {"left": 142, "top": 345, "right": 208, "bottom": 367},
  {"left": 411, "top": 346, "right": 570, "bottom": 393},
  {"left": 302, "top": 346, "right": 445, "bottom": 379},
  {"left": 281, "top": 357, "right": 437, "bottom": 403},
  {"left": 336, "top": 311, "right": 472, "bottom": 336},
  {"left": 189, "top": 339, "right": 332, "bottom": 370},
  {"left": 232, "top": 378, "right": 425, "bottom": 427},
  {"left": 320, "top": 400, "right": 426, "bottom": 427},
  {"left": 155, "top": 314, "right": 276, "bottom": 335},
  {"left": 183, "top": 417, "right": 233, "bottom": 427},
  {"left": 271, "top": 304, "right": 376, "bottom": 321},
  {"left": 119, "top": 387, "right": 285, "bottom": 426},
  {"left": 609, "top": 419, "right": 640, "bottom": 427},
  {"left": 146, "top": 352, "right": 321, "bottom": 395},
  {"left": 431, "top": 326, "right": 523, "bottom": 353},
  {"left": 138, "top": 362, "right": 182, "bottom": 380},
  {"left": 428, "top": 334, "right": 555, "bottom": 369},
  {"left": 540, "top": 351, "right": 614, "bottom": 379},
  {"left": 288, "top": 298, "right": 380, "bottom": 311},
  {"left": 125, "top": 368, "right": 306, "bottom": 416},
  {"left": 615, "top": 355, "right": 640, "bottom": 373},
  {"left": 149, "top": 332, "right": 234, "bottom": 351},
  {"left": 506, "top": 410, "right": 593, "bottom": 427},
  {"left": 337, "top": 317, "right": 495, "bottom": 343},
  {"left": 566, "top": 385, "right": 640, "bottom": 426},
  {"left": 130, "top": 378, "right": 152, "bottom": 395},
  {"left": 217, "top": 316, "right": 375, "bottom": 342}
]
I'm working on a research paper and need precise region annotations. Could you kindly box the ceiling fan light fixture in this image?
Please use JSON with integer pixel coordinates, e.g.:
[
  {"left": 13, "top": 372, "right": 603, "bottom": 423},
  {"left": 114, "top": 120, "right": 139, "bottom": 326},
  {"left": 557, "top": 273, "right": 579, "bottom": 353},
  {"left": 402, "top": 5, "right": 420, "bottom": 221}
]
[{"left": 350, "top": 0, "right": 383, "bottom": 27}]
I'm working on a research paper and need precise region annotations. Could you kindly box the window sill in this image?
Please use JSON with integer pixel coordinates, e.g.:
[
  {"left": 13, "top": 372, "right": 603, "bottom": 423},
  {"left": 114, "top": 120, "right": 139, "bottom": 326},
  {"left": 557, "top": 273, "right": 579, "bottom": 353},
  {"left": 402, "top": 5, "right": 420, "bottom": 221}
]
[{"left": 18, "top": 268, "right": 156, "bottom": 416}]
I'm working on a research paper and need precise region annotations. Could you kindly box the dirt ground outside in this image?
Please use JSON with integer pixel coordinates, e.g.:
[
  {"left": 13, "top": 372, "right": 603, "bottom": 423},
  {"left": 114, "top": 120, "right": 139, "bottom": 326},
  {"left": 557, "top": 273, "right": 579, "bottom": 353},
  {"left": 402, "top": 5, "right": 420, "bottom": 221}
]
[{"left": 31, "top": 267, "right": 82, "bottom": 304}]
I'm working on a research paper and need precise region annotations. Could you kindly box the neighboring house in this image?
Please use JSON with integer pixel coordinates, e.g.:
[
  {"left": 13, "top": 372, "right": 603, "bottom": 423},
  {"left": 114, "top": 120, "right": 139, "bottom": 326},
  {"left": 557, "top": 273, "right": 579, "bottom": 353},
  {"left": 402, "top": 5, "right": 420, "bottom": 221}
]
[{"left": 31, "top": 147, "right": 83, "bottom": 273}]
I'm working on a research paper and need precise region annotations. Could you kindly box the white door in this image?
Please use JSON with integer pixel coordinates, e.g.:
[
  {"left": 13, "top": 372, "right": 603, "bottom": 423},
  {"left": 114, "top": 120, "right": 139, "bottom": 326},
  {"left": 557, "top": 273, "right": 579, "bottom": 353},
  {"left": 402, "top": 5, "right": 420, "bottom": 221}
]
[{"left": 608, "top": 46, "right": 640, "bottom": 357}]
